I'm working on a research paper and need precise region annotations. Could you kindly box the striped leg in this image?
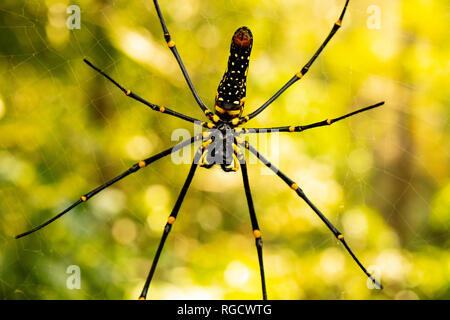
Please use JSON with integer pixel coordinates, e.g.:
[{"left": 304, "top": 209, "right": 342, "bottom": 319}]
[
  {"left": 238, "top": 0, "right": 350, "bottom": 125},
  {"left": 241, "top": 140, "right": 383, "bottom": 289},
  {"left": 152, "top": 0, "right": 215, "bottom": 120},
  {"left": 83, "top": 59, "right": 207, "bottom": 126},
  {"left": 15, "top": 136, "right": 198, "bottom": 239},
  {"left": 241, "top": 160, "right": 267, "bottom": 300},
  {"left": 139, "top": 147, "right": 203, "bottom": 300},
  {"left": 243, "top": 102, "right": 384, "bottom": 133}
]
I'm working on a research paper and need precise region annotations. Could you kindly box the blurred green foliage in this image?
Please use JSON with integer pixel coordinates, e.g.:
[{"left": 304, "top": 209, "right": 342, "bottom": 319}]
[{"left": 0, "top": 0, "right": 449, "bottom": 299}]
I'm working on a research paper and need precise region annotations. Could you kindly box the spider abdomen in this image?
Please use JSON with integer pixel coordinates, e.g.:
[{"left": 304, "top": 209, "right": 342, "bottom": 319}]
[{"left": 214, "top": 27, "right": 253, "bottom": 121}]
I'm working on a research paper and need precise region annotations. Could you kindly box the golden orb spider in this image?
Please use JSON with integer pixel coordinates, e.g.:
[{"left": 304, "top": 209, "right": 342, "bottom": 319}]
[{"left": 16, "top": 0, "right": 384, "bottom": 299}]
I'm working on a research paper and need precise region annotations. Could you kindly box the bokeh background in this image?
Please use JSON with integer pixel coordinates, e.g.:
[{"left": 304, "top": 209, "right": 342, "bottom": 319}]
[{"left": 0, "top": 0, "right": 449, "bottom": 299}]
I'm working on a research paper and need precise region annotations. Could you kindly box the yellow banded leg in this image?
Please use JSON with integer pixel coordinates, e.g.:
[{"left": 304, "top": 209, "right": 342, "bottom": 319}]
[
  {"left": 231, "top": 152, "right": 240, "bottom": 171},
  {"left": 199, "top": 150, "right": 210, "bottom": 167},
  {"left": 243, "top": 140, "right": 383, "bottom": 290},
  {"left": 139, "top": 148, "right": 202, "bottom": 300},
  {"left": 240, "top": 161, "right": 267, "bottom": 300},
  {"left": 198, "top": 138, "right": 214, "bottom": 167}
]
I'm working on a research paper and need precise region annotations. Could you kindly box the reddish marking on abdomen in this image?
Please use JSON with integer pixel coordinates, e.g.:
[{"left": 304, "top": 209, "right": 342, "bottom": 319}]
[{"left": 233, "top": 28, "right": 252, "bottom": 48}]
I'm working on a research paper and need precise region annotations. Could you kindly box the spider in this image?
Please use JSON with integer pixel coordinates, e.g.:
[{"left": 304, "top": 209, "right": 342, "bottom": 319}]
[{"left": 16, "top": 0, "right": 384, "bottom": 299}]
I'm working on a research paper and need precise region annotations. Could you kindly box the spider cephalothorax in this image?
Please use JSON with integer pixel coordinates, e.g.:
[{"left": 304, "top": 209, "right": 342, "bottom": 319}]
[
  {"left": 199, "top": 122, "right": 242, "bottom": 172},
  {"left": 16, "top": 0, "right": 385, "bottom": 300}
]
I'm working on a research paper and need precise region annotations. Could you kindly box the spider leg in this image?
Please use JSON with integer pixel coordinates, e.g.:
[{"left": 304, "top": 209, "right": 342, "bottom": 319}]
[
  {"left": 239, "top": 139, "right": 383, "bottom": 289},
  {"left": 15, "top": 136, "right": 199, "bottom": 239},
  {"left": 238, "top": 0, "right": 350, "bottom": 125},
  {"left": 240, "top": 159, "right": 267, "bottom": 300},
  {"left": 242, "top": 101, "right": 384, "bottom": 133},
  {"left": 83, "top": 59, "right": 215, "bottom": 128},
  {"left": 152, "top": 0, "right": 215, "bottom": 120},
  {"left": 139, "top": 146, "right": 203, "bottom": 300}
]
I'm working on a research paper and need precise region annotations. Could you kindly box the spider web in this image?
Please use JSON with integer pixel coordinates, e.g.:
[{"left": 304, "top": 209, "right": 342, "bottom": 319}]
[{"left": 0, "top": 0, "right": 448, "bottom": 300}]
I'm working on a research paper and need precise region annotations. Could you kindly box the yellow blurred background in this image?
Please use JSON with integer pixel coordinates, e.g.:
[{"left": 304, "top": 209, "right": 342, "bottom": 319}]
[{"left": 0, "top": 0, "right": 449, "bottom": 299}]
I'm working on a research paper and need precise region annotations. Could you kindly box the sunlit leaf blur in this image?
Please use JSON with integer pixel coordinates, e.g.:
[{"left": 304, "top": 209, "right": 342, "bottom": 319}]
[{"left": 0, "top": 0, "right": 449, "bottom": 300}]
